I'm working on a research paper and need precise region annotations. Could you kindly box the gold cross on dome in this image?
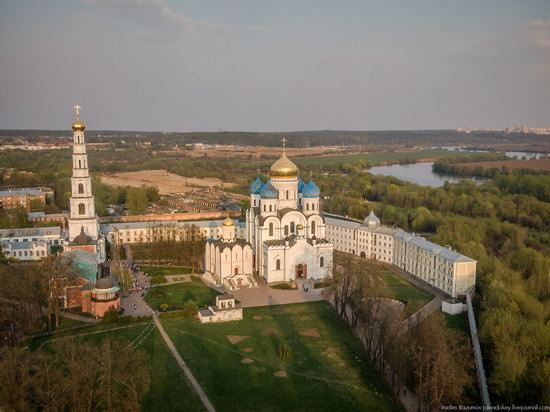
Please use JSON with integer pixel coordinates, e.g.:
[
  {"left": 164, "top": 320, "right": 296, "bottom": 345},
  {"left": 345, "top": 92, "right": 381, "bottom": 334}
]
[
  {"left": 281, "top": 138, "right": 287, "bottom": 150},
  {"left": 74, "top": 104, "right": 81, "bottom": 118}
]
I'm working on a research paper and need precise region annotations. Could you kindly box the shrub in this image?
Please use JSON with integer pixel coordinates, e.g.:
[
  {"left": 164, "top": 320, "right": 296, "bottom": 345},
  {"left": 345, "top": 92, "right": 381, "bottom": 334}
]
[
  {"left": 160, "top": 303, "right": 169, "bottom": 312},
  {"left": 270, "top": 283, "right": 294, "bottom": 290},
  {"left": 182, "top": 299, "right": 199, "bottom": 319},
  {"left": 102, "top": 308, "right": 119, "bottom": 323},
  {"left": 277, "top": 343, "right": 292, "bottom": 361}
]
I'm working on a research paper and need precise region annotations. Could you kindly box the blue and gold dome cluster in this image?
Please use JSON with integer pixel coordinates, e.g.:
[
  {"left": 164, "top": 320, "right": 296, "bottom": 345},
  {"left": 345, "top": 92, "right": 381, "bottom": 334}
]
[
  {"left": 259, "top": 182, "right": 278, "bottom": 199},
  {"left": 250, "top": 176, "right": 264, "bottom": 194}
]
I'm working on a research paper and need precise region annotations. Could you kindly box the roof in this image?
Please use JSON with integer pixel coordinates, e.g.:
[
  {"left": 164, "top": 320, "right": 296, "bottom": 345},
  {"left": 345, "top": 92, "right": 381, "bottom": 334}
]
[
  {"left": 250, "top": 176, "right": 265, "bottom": 194},
  {"left": 394, "top": 230, "right": 476, "bottom": 263},
  {"left": 0, "top": 226, "right": 61, "bottom": 239},
  {"left": 2, "top": 240, "right": 47, "bottom": 250},
  {"left": 259, "top": 181, "right": 278, "bottom": 199},
  {"left": 364, "top": 211, "right": 380, "bottom": 227},
  {"left": 325, "top": 215, "right": 363, "bottom": 230},
  {"left": 217, "top": 294, "right": 235, "bottom": 301},
  {"left": 199, "top": 309, "right": 214, "bottom": 317},
  {"left": 0, "top": 188, "right": 44, "bottom": 197},
  {"left": 70, "top": 227, "right": 94, "bottom": 245},
  {"left": 208, "top": 238, "right": 250, "bottom": 251},
  {"left": 270, "top": 149, "right": 298, "bottom": 177},
  {"left": 298, "top": 176, "right": 306, "bottom": 193},
  {"left": 95, "top": 277, "right": 115, "bottom": 289},
  {"left": 28, "top": 211, "right": 46, "bottom": 219},
  {"left": 302, "top": 180, "right": 320, "bottom": 198},
  {"left": 100, "top": 219, "right": 243, "bottom": 233}
]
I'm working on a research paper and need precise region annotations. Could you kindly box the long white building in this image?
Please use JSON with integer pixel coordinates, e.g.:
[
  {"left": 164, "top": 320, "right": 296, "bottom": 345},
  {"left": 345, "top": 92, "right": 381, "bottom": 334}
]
[
  {"left": 0, "top": 226, "right": 64, "bottom": 261},
  {"left": 324, "top": 212, "right": 476, "bottom": 298}
]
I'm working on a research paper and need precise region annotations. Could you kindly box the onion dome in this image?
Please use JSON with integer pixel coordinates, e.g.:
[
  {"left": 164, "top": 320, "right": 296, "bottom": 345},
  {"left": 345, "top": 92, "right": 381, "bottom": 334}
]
[
  {"left": 364, "top": 211, "right": 380, "bottom": 227},
  {"left": 222, "top": 217, "right": 234, "bottom": 226},
  {"left": 73, "top": 227, "right": 93, "bottom": 245},
  {"left": 259, "top": 181, "right": 278, "bottom": 199},
  {"left": 302, "top": 180, "right": 320, "bottom": 198},
  {"left": 95, "top": 277, "right": 115, "bottom": 290},
  {"left": 72, "top": 119, "right": 86, "bottom": 131},
  {"left": 270, "top": 150, "right": 298, "bottom": 178},
  {"left": 250, "top": 176, "right": 264, "bottom": 194},
  {"left": 298, "top": 176, "right": 306, "bottom": 193}
]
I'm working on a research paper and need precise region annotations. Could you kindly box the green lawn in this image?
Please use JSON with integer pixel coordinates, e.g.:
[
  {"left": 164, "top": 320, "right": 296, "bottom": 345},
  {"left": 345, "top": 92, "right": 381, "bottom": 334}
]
[
  {"left": 161, "top": 302, "right": 402, "bottom": 411},
  {"left": 33, "top": 321, "right": 205, "bottom": 411},
  {"left": 145, "top": 278, "right": 221, "bottom": 310},
  {"left": 142, "top": 265, "right": 194, "bottom": 277},
  {"left": 378, "top": 271, "right": 433, "bottom": 316},
  {"left": 443, "top": 312, "right": 470, "bottom": 335}
]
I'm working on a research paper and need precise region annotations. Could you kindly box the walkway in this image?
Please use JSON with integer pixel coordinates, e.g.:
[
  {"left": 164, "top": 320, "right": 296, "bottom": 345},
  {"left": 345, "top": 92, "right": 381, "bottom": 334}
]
[
  {"left": 153, "top": 315, "right": 215, "bottom": 412},
  {"left": 229, "top": 281, "right": 323, "bottom": 308}
]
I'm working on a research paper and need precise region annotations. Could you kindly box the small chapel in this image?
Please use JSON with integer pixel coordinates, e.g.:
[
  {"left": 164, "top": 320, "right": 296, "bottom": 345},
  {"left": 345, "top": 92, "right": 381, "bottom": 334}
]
[{"left": 246, "top": 140, "right": 334, "bottom": 284}]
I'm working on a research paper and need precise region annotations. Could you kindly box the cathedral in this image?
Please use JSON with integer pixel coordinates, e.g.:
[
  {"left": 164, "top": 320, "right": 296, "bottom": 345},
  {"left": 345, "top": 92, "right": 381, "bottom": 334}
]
[
  {"left": 65, "top": 106, "right": 106, "bottom": 263},
  {"left": 246, "top": 140, "right": 333, "bottom": 284}
]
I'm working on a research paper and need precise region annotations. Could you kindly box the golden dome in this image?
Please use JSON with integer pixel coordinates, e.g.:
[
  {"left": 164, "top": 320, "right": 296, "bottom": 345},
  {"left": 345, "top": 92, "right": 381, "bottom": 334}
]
[
  {"left": 222, "top": 217, "right": 234, "bottom": 226},
  {"left": 72, "top": 119, "right": 86, "bottom": 131},
  {"left": 270, "top": 150, "right": 298, "bottom": 178}
]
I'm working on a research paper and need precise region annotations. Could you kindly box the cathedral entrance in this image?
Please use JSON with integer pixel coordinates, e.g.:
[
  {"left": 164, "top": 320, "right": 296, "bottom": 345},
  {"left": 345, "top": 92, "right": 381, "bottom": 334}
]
[{"left": 296, "top": 263, "right": 307, "bottom": 279}]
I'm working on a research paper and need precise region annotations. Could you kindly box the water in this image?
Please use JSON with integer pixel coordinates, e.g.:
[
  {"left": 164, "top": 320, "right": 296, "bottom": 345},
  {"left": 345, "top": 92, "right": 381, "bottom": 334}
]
[
  {"left": 439, "top": 146, "right": 546, "bottom": 159},
  {"left": 367, "top": 162, "right": 485, "bottom": 187}
]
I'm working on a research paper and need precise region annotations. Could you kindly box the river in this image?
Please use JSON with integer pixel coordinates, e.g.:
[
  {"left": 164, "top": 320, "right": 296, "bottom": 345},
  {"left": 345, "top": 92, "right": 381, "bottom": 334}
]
[{"left": 367, "top": 162, "right": 486, "bottom": 187}]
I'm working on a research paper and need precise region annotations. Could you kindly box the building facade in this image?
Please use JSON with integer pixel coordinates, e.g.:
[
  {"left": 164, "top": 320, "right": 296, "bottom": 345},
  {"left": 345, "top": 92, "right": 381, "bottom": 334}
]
[
  {"left": 66, "top": 106, "right": 106, "bottom": 263},
  {"left": 246, "top": 141, "right": 333, "bottom": 283},
  {"left": 0, "top": 187, "right": 54, "bottom": 211},
  {"left": 325, "top": 211, "right": 476, "bottom": 298},
  {"left": 0, "top": 226, "right": 63, "bottom": 261}
]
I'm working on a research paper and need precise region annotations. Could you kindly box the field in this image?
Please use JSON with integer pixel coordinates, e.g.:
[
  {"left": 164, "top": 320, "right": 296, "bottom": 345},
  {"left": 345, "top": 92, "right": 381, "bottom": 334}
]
[
  {"left": 33, "top": 321, "right": 206, "bottom": 412},
  {"left": 145, "top": 278, "right": 221, "bottom": 310},
  {"left": 101, "top": 169, "right": 236, "bottom": 194},
  {"left": 161, "top": 302, "right": 402, "bottom": 411},
  {"left": 455, "top": 158, "right": 550, "bottom": 172},
  {"left": 185, "top": 145, "right": 346, "bottom": 159}
]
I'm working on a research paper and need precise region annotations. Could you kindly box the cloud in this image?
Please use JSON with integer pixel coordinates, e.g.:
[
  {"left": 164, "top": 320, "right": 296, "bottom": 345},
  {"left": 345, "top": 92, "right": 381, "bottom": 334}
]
[
  {"left": 85, "top": 0, "right": 267, "bottom": 41},
  {"left": 523, "top": 20, "right": 550, "bottom": 49}
]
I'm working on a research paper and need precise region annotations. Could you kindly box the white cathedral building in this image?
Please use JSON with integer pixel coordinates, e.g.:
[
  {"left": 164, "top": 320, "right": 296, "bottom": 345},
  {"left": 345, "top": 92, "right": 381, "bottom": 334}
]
[
  {"left": 246, "top": 140, "right": 334, "bottom": 283},
  {"left": 65, "top": 106, "right": 106, "bottom": 263}
]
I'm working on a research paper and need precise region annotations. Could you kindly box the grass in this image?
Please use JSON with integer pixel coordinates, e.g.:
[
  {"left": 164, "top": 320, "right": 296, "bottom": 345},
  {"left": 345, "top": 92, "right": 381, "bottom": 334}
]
[
  {"left": 31, "top": 320, "right": 206, "bottom": 411},
  {"left": 145, "top": 278, "right": 221, "bottom": 310},
  {"left": 378, "top": 270, "right": 433, "bottom": 316},
  {"left": 443, "top": 312, "right": 470, "bottom": 335},
  {"left": 142, "top": 265, "right": 194, "bottom": 277},
  {"left": 160, "top": 302, "right": 402, "bottom": 411}
]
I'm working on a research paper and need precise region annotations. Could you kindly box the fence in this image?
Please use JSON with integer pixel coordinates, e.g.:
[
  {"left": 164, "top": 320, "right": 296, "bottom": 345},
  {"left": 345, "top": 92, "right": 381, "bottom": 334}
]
[
  {"left": 25, "top": 320, "right": 100, "bottom": 341},
  {"left": 466, "top": 287, "right": 491, "bottom": 407}
]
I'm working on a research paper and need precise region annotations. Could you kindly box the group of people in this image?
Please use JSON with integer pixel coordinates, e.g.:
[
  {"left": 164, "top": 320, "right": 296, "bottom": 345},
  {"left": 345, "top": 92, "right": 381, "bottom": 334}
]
[{"left": 128, "top": 263, "right": 150, "bottom": 296}]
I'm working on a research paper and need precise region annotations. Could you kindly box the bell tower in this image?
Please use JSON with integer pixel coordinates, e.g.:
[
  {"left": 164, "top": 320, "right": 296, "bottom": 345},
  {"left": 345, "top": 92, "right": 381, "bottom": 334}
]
[{"left": 68, "top": 105, "right": 99, "bottom": 241}]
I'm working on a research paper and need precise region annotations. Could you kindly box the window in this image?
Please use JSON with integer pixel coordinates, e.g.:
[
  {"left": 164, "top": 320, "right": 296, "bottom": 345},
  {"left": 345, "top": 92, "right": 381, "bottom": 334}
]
[
  {"left": 290, "top": 222, "right": 295, "bottom": 233},
  {"left": 320, "top": 256, "right": 324, "bottom": 267},
  {"left": 78, "top": 160, "right": 81, "bottom": 168},
  {"left": 263, "top": 204, "right": 266, "bottom": 212},
  {"left": 78, "top": 183, "right": 84, "bottom": 194},
  {"left": 269, "top": 204, "right": 272, "bottom": 212},
  {"left": 311, "top": 220, "right": 316, "bottom": 235},
  {"left": 78, "top": 203, "right": 85, "bottom": 215},
  {"left": 276, "top": 259, "right": 281, "bottom": 270},
  {"left": 284, "top": 225, "right": 289, "bottom": 236},
  {"left": 306, "top": 203, "right": 309, "bottom": 210},
  {"left": 269, "top": 222, "right": 274, "bottom": 236},
  {"left": 286, "top": 190, "right": 289, "bottom": 200}
]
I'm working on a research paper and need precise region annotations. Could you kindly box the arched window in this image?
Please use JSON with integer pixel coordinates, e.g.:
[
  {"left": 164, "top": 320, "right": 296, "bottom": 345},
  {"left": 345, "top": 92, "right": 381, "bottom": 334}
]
[
  {"left": 311, "top": 220, "right": 316, "bottom": 235},
  {"left": 276, "top": 259, "right": 281, "bottom": 270},
  {"left": 78, "top": 160, "right": 82, "bottom": 168},
  {"left": 286, "top": 190, "right": 289, "bottom": 200},
  {"left": 320, "top": 256, "right": 324, "bottom": 267},
  {"left": 269, "top": 204, "right": 272, "bottom": 212},
  {"left": 306, "top": 203, "right": 309, "bottom": 210},
  {"left": 284, "top": 225, "right": 289, "bottom": 236},
  {"left": 269, "top": 222, "right": 274, "bottom": 236},
  {"left": 290, "top": 222, "right": 295, "bottom": 233},
  {"left": 78, "top": 183, "right": 84, "bottom": 194},
  {"left": 78, "top": 203, "right": 85, "bottom": 215},
  {"left": 263, "top": 204, "right": 266, "bottom": 212}
]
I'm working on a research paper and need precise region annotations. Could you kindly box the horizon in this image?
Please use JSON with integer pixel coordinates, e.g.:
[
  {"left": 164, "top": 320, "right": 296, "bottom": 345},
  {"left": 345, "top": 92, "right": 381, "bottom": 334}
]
[{"left": 1, "top": 1, "right": 549, "bottom": 131}]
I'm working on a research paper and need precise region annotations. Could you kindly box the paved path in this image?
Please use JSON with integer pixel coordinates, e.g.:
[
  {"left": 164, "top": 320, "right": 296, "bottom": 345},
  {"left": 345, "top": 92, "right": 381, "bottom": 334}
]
[
  {"left": 59, "top": 311, "right": 98, "bottom": 323},
  {"left": 153, "top": 315, "right": 215, "bottom": 412},
  {"left": 230, "top": 282, "right": 324, "bottom": 308}
]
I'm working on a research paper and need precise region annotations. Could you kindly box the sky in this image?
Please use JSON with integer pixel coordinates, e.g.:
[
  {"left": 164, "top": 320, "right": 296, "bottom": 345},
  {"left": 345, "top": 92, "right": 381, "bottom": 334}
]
[{"left": 0, "top": 0, "right": 549, "bottom": 132}]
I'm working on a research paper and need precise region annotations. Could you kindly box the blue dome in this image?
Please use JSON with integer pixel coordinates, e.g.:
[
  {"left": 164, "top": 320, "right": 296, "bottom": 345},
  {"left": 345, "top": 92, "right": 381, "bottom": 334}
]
[
  {"left": 250, "top": 176, "right": 264, "bottom": 194},
  {"left": 302, "top": 180, "right": 320, "bottom": 198},
  {"left": 298, "top": 176, "right": 306, "bottom": 193},
  {"left": 259, "top": 181, "right": 278, "bottom": 199}
]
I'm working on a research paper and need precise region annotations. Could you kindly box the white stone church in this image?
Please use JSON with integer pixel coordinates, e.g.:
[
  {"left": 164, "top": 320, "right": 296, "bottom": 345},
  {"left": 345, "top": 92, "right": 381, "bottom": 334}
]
[{"left": 245, "top": 141, "right": 334, "bottom": 283}]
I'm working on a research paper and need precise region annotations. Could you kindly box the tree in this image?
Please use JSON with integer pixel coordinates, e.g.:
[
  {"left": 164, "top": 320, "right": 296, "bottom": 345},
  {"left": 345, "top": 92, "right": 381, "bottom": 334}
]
[
  {"left": 125, "top": 187, "right": 148, "bottom": 215},
  {"left": 182, "top": 299, "right": 198, "bottom": 318}
]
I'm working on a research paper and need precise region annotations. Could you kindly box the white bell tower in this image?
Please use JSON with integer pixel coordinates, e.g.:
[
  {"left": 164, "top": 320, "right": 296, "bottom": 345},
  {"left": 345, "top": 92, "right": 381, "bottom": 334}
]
[{"left": 68, "top": 105, "right": 99, "bottom": 241}]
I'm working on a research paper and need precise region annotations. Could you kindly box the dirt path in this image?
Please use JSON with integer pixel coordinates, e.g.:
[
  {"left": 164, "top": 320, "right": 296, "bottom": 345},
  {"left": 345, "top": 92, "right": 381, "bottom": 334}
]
[{"left": 153, "top": 315, "right": 215, "bottom": 412}]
